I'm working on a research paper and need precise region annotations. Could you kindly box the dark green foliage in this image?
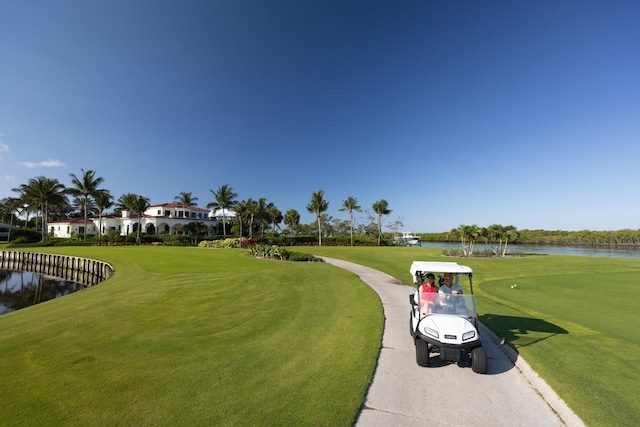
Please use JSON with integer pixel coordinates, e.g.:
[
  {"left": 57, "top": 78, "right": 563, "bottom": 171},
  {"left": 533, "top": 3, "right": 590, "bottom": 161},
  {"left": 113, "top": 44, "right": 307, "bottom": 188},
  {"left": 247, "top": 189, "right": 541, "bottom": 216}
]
[
  {"left": 288, "top": 251, "right": 322, "bottom": 262},
  {"left": 160, "top": 234, "right": 192, "bottom": 246},
  {"left": 8, "top": 228, "right": 40, "bottom": 243}
]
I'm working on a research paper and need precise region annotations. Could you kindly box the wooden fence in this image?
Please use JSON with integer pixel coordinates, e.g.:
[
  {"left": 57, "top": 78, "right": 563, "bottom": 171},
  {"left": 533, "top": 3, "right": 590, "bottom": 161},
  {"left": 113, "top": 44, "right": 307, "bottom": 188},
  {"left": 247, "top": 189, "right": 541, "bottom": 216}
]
[{"left": 0, "top": 251, "right": 114, "bottom": 287}]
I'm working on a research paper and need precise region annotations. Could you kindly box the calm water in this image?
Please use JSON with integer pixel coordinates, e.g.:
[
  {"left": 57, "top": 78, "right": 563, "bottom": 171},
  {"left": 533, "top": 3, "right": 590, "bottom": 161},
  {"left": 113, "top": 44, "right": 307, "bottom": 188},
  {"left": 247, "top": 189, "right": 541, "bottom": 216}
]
[
  {"left": 0, "top": 270, "right": 84, "bottom": 316},
  {"left": 418, "top": 242, "right": 640, "bottom": 259}
]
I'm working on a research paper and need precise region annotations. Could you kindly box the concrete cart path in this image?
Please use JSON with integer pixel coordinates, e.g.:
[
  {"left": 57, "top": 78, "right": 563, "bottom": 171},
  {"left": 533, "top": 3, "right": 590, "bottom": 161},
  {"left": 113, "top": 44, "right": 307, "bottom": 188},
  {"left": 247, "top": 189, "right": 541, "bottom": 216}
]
[{"left": 321, "top": 257, "right": 585, "bottom": 427}]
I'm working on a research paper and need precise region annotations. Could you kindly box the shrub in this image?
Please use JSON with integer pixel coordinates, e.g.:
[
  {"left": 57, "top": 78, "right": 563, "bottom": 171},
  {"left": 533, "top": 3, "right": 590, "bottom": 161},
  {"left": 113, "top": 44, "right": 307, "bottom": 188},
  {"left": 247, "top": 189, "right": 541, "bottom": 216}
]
[
  {"left": 245, "top": 244, "right": 322, "bottom": 262},
  {"left": 288, "top": 252, "right": 322, "bottom": 262},
  {"left": 198, "top": 238, "right": 244, "bottom": 249}
]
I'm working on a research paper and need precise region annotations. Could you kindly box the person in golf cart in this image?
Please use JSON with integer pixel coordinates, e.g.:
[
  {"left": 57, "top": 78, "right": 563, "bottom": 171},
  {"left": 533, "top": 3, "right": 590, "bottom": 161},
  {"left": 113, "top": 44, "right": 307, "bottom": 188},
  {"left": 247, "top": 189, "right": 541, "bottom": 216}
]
[
  {"left": 437, "top": 273, "right": 467, "bottom": 313},
  {"left": 418, "top": 273, "right": 438, "bottom": 315}
]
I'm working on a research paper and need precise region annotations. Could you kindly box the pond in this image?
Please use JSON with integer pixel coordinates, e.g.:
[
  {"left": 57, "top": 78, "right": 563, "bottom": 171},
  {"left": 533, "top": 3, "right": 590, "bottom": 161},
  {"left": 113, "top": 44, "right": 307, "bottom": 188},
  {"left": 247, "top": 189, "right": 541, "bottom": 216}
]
[
  {"left": 418, "top": 242, "right": 640, "bottom": 259},
  {"left": 0, "top": 269, "right": 85, "bottom": 316}
]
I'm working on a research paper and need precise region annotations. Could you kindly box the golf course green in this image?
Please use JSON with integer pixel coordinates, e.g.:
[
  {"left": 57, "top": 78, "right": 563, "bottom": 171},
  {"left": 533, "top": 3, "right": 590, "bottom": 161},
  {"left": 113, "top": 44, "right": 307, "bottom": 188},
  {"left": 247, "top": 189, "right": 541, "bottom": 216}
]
[{"left": 1, "top": 245, "right": 638, "bottom": 426}]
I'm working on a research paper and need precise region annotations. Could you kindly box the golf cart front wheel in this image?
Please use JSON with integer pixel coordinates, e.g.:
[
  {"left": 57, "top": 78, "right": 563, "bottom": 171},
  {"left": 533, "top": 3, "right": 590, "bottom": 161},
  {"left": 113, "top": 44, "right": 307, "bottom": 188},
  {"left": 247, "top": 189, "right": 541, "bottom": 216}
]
[
  {"left": 471, "top": 347, "right": 487, "bottom": 374},
  {"left": 415, "top": 338, "right": 430, "bottom": 367}
]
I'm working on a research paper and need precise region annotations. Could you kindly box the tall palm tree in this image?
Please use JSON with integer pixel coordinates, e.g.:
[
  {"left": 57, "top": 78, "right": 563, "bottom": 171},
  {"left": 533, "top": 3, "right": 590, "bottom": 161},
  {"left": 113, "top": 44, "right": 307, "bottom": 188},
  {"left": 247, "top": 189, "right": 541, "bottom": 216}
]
[
  {"left": 22, "top": 177, "right": 67, "bottom": 241},
  {"left": 267, "top": 205, "right": 283, "bottom": 232},
  {"left": 245, "top": 198, "right": 259, "bottom": 238},
  {"left": 372, "top": 199, "right": 392, "bottom": 246},
  {"left": 207, "top": 184, "right": 238, "bottom": 237},
  {"left": 339, "top": 195, "right": 362, "bottom": 246},
  {"left": 283, "top": 209, "right": 300, "bottom": 237},
  {"left": 256, "top": 198, "right": 273, "bottom": 237},
  {"left": 175, "top": 191, "right": 198, "bottom": 206},
  {"left": 68, "top": 169, "right": 105, "bottom": 242},
  {"left": 11, "top": 186, "right": 33, "bottom": 230},
  {"left": 94, "top": 190, "right": 113, "bottom": 245},
  {"left": 306, "top": 190, "right": 329, "bottom": 246},
  {"left": 117, "top": 193, "right": 150, "bottom": 245},
  {"left": 0, "top": 197, "right": 22, "bottom": 242},
  {"left": 232, "top": 200, "right": 248, "bottom": 237}
]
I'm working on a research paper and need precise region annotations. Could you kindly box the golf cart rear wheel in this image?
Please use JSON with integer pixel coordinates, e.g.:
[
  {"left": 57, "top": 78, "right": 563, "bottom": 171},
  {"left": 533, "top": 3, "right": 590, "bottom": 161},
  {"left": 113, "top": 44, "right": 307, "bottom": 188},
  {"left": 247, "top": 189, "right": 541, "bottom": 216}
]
[
  {"left": 415, "top": 338, "right": 430, "bottom": 367},
  {"left": 471, "top": 347, "right": 487, "bottom": 374},
  {"left": 409, "top": 311, "right": 414, "bottom": 336}
]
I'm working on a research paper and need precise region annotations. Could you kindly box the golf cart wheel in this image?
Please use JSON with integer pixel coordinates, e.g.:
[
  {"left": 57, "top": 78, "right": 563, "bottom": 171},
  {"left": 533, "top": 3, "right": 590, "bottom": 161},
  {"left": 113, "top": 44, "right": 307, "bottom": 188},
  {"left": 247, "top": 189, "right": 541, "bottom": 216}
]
[
  {"left": 409, "top": 311, "right": 413, "bottom": 336},
  {"left": 471, "top": 347, "right": 487, "bottom": 374},
  {"left": 415, "top": 338, "right": 430, "bottom": 367}
]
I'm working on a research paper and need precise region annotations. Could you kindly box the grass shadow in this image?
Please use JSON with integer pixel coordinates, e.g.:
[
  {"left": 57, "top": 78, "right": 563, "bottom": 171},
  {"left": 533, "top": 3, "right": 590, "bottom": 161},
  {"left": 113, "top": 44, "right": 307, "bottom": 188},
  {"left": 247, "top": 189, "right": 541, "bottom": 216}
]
[{"left": 480, "top": 314, "right": 569, "bottom": 351}]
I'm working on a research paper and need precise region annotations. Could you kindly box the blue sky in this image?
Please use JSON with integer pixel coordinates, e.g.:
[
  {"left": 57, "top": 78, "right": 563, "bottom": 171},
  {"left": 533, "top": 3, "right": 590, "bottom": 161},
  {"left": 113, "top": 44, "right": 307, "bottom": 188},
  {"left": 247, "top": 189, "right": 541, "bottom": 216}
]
[{"left": 1, "top": 0, "right": 639, "bottom": 232}]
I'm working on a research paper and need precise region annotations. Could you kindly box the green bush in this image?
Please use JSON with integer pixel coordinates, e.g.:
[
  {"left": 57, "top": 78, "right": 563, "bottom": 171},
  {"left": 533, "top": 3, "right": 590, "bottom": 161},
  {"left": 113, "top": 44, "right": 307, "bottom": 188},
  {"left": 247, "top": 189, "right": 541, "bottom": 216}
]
[
  {"left": 161, "top": 234, "right": 192, "bottom": 246},
  {"left": 288, "top": 251, "right": 323, "bottom": 262},
  {"left": 8, "top": 228, "right": 40, "bottom": 243},
  {"left": 198, "top": 238, "right": 244, "bottom": 249},
  {"left": 245, "top": 244, "right": 322, "bottom": 262}
]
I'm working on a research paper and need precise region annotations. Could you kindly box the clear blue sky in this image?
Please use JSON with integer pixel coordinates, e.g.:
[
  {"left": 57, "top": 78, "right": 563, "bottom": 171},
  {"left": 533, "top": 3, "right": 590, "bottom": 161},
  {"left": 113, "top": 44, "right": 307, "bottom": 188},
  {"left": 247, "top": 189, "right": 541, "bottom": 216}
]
[{"left": 1, "top": 0, "right": 639, "bottom": 232}]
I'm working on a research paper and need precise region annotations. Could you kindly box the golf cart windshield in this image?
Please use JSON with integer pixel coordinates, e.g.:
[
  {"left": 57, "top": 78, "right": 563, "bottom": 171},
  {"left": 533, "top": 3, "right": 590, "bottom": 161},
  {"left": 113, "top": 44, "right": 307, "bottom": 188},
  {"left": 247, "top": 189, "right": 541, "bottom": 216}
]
[{"left": 416, "top": 292, "right": 478, "bottom": 317}]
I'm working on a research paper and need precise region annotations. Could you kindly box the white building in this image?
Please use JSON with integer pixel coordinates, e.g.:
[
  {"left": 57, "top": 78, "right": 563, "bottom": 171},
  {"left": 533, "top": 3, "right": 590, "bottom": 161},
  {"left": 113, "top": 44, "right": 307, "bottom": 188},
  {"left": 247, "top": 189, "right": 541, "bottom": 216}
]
[{"left": 48, "top": 203, "right": 227, "bottom": 239}]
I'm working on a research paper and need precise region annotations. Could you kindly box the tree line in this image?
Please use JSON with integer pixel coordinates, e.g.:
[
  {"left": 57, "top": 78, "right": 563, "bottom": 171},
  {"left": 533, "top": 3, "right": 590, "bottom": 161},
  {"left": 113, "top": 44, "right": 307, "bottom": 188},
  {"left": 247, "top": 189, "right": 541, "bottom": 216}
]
[
  {"left": 0, "top": 171, "right": 396, "bottom": 246},
  {"left": 422, "top": 224, "right": 640, "bottom": 254}
]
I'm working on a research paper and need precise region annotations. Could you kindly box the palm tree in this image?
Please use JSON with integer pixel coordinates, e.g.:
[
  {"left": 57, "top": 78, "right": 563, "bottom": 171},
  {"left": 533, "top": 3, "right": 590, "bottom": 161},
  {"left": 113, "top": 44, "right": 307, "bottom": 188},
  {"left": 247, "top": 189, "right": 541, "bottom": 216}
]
[
  {"left": 11, "top": 186, "right": 33, "bottom": 230},
  {"left": 245, "top": 198, "right": 259, "bottom": 238},
  {"left": 372, "top": 199, "right": 392, "bottom": 246},
  {"left": 21, "top": 177, "right": 67, "bottom": 241},
  {"left": 68, "top": 169, "right": 105, "bottom": 242},
  {"left": 183, "top": 221, "right": 208, "bottom": 245},
  {"left": 255, "top": 198, "right": 273, "bottom": 237},
  {"left": 94, "top": 190, "right": 113, "bottom": 245},
  {"left": 267, "top": 205, "right": 283, "bottom": 232},
  {"left": 232, "top": 200, "right": 248, "bottom": 237},
  {"left": 207, "top": 184, "right": 238, "bottom": 237},
  {"left": 339, "top": 195, "right": 362, "bottom": 246},
  {"left": 175, "top": 191, "right": 198, "bottom": 206},
  {"left": 306, "top": 190, "right": 329, "bottom": 246},
  {"left": 283, "top": 209, "right": 300, "bottom": 237},
  {"left": 117, "top": 193, "right": 150, "bottom": 244},
  {"left": 0, "top": 197, "right": 22, "bottom": 242}
]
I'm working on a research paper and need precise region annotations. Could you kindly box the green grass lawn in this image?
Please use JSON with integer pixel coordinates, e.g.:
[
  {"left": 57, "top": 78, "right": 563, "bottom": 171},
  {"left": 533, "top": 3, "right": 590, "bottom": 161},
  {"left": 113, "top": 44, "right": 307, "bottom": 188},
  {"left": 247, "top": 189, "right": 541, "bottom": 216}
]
[
  {"left": 3, "top": 245, "right": 639, "bottom": 426},
  {"left": 309, "top": 246, "right": 640, "bottom": 427},
  {"left": 0, "top": 246, "right": 382, "bottom": 426}
]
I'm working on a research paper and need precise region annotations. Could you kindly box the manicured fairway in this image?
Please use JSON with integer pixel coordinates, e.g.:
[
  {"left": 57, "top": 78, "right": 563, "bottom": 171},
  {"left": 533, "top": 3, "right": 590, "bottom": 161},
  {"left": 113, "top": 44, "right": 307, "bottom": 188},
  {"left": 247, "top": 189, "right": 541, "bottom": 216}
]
[
  {"left": 0, "top": 247, "right": 383, "bottom": 426},
  {"left": 309, "top": 246, "right": 640, "bottom": 427}
]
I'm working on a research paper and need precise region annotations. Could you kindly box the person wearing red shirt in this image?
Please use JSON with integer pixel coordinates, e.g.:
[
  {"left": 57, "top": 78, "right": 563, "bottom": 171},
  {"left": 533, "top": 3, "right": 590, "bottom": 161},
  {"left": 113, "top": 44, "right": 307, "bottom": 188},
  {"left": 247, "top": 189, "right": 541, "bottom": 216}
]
[{"left": 419, "top": 273, "right": 438, "bottom": 315}]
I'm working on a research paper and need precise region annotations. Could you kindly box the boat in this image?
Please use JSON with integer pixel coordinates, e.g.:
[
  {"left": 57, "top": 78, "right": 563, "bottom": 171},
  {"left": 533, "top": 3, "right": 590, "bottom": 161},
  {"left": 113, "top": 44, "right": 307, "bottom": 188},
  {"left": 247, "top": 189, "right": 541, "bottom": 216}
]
[{"left": 395, "top": 232, "right": 421, "bottom": 246}]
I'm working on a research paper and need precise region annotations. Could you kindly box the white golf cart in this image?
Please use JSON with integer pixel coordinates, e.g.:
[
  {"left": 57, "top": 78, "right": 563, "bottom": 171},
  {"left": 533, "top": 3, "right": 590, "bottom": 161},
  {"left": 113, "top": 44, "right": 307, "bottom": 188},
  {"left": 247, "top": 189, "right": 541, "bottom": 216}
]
[{"left": 409, "top": 261, "right": 487, "bottom": 374}]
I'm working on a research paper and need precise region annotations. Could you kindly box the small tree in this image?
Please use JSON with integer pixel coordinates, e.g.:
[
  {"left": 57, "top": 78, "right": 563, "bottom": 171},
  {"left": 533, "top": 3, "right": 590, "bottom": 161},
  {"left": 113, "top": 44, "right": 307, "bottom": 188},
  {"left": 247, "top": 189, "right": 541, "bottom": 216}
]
[
  {"left": 284, "top": 209, "right": 300, "bottom": 237},
  {"left": 117, "top": 193, "right": 150, "bottom": 245},
  {"left": 452, "top": 224, "right": 481, "bottom": 256},
  {"left": 485, "top": 224, "right": 518, "bottom": 256}
]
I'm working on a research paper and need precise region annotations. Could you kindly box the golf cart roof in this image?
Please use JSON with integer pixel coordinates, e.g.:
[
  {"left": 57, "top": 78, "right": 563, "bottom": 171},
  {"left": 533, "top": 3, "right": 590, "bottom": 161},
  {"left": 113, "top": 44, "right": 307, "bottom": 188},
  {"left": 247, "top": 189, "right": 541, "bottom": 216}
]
[{"left": 410, "top": 261, "right": 473, "bottom": 275}]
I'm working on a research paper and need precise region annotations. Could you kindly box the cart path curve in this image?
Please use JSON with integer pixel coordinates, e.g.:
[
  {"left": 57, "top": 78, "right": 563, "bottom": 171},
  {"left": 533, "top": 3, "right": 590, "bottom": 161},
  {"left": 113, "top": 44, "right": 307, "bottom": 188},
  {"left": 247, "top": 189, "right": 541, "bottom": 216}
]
[{"left": 320, "top": 257, "right": 585, "bottom": 427}]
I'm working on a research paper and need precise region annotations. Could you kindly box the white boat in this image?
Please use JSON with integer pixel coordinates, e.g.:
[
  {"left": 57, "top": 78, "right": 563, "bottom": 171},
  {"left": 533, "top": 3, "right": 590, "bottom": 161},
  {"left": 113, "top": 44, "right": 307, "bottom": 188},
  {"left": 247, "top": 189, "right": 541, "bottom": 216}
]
[{"left": 395, "top": 232, "right": 421, "bottom": 246}]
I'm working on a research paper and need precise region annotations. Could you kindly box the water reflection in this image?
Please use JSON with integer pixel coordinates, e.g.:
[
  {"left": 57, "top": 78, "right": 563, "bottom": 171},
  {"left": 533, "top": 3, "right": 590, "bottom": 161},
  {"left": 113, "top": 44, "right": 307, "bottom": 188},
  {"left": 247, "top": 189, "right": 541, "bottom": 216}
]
[{"left": 0, "top": 269, "right": 85, "bottom": 316}]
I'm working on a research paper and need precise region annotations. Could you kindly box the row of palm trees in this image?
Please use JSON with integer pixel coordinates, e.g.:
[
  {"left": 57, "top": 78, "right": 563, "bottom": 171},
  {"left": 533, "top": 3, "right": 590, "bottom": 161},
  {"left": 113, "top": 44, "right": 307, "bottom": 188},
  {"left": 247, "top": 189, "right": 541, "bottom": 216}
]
[
  {"left": 1, "top": 170, "right": 152, "bottom": 244},
  {"left": 1, "top": 170, "right": 395, "bottom": 246}
]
